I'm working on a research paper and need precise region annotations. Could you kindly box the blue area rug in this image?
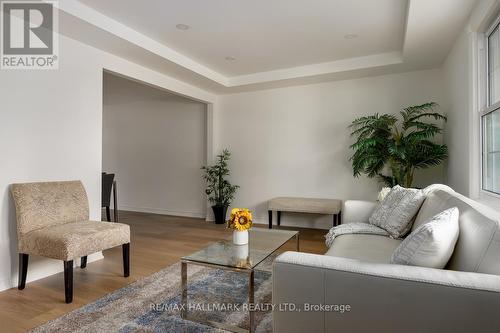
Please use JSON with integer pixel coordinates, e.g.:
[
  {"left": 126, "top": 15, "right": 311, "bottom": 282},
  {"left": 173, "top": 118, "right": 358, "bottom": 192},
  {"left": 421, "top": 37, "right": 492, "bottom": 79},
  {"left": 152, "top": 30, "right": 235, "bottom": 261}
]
[{"left": 29, "top": 260, "right": 274, "bottom": 332}]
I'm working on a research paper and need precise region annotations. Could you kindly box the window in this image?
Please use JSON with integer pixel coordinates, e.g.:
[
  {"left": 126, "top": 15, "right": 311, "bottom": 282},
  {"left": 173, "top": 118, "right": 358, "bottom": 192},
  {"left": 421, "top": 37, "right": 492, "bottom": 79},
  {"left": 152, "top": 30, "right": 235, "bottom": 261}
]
[{"left": 483, "top": 20, "right": 500, "bottom": 194}]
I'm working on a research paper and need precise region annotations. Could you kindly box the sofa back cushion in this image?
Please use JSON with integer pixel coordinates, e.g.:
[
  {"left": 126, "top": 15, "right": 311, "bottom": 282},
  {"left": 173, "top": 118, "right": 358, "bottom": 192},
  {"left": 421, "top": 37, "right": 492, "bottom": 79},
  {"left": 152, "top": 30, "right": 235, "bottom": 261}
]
[
  {"left": 11, "top": 180, "right": 89, "bottom": 235},
  {"left": 369, "top": 185, "right": 425, "bottom": 238},
  {"left": 391, "top": 207, "right": 459, "bottom": 268},
  {"left": 414, "top": 189, "right": 500, "bottom": 275}
]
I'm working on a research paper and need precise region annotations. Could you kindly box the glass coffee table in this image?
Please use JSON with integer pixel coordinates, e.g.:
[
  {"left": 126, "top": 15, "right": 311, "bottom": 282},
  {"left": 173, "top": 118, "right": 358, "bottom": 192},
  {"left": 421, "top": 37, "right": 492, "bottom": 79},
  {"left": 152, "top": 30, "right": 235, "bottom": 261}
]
[{"left": 181, "top": 228, "right": 299, "bottom": 333}]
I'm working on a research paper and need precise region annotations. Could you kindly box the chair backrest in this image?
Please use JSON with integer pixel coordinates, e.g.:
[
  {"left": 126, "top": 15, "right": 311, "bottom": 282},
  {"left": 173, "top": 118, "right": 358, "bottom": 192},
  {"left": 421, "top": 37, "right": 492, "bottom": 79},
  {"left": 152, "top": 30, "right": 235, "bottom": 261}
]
[
  {"left": 11, "top": 180, "right": 89, "bottom": 235},
  {"left": 101, "top": 173, "right": 115, "bottom": 207},
  {"left": 414, "top": 188, "right": 500, "bottom": 275}
]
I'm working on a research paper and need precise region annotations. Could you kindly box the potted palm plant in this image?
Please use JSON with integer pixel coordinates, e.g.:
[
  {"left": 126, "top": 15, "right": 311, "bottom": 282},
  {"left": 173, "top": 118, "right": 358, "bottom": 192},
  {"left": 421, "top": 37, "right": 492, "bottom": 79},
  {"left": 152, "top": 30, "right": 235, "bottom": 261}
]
[
  {"left": 349, "top": 102, "right": 448, "bottom": 187},
  {"left": 202, "top": 149, "right": 239, "bottom": 224}
]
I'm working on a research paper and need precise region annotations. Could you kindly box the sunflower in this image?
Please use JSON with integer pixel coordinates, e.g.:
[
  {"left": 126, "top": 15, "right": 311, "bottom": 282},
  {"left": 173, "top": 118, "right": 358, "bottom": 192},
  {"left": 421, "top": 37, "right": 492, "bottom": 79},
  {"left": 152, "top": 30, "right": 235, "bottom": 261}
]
[{"left": 228, "top": 208, "right": 253, "bottom": 231}]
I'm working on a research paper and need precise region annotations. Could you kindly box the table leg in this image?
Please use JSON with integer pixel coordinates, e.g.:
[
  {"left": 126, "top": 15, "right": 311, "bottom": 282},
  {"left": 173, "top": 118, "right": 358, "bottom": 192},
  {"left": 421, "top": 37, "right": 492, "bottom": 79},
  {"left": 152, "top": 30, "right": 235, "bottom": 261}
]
[
  {"left": 181, "top": 261, "right": 187, "bottom": 319},
  {"left": 296, "top": 233, "right": 300, "bottom": 252},
  {"left": 249, "top": 269, "right": 255, "bottom": 333}
]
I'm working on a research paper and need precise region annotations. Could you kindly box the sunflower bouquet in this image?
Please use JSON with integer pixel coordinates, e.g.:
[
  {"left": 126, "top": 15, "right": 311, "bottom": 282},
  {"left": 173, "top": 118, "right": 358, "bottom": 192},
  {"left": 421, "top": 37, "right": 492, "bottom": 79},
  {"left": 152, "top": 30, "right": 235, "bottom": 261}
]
[{"left": 227, "top": 208, "right": 253, "bottom": 231}]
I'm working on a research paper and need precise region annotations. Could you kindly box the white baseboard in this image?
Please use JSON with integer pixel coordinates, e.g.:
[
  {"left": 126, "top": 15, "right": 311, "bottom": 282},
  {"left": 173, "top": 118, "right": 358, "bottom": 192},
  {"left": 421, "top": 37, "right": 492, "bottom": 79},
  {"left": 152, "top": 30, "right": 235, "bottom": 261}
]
[
  {"left": 119, "top": 205, "right": 206, "bottom": 219},
  {"left": 0, "top": 252, "right": 104, "bottom": 292},
  {"left": 0, "top": 277, "right": 12, "bottom": 292}
]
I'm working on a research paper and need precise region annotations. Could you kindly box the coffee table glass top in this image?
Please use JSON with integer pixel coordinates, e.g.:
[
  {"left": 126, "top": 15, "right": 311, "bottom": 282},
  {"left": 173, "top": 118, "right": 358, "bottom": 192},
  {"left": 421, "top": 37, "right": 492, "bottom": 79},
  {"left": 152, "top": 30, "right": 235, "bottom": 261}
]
[{"left": 182, "top": 228, "right": 298, "bottom": 270}]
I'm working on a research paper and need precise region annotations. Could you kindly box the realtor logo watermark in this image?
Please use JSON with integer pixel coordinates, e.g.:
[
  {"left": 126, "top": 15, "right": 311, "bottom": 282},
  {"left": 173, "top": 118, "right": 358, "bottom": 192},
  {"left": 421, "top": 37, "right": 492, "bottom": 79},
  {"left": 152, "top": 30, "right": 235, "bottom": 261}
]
[{"left": 1, "top": 1, "right": 58, "bottom": 69}]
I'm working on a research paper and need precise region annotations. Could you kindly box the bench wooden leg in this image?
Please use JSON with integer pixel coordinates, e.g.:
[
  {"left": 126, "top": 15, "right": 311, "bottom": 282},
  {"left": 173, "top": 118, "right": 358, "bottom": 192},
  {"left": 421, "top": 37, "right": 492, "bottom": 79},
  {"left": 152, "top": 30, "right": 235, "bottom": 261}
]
[{"left": 268, "top": 210, "right": 272, "bottom": 229}]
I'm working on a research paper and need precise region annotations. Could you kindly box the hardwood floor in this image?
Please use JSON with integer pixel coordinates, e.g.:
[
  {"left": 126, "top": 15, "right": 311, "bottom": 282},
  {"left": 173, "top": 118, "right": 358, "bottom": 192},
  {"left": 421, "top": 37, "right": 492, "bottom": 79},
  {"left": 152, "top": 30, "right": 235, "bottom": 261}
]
[{"left": 0, "top": 211, "right": 328, "bottom": 332}]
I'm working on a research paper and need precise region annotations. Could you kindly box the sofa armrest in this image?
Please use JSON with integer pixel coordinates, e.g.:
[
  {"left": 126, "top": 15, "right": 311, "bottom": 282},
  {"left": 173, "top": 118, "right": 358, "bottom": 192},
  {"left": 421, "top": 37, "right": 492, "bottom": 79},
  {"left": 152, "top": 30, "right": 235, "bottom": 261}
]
[
  {"left": 273, "top": 252, "right": 500, "bottom": 333},
  {"left": 342, "top": 200, "right": 377, "bottom": 224}
]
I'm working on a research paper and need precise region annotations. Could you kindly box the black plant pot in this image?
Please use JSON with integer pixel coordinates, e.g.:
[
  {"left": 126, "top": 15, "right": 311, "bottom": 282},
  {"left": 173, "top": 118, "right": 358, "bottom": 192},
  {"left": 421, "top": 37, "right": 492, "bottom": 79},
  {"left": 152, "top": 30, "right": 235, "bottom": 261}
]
[{"left": 212, "top": 205, "right": 228, "bottom": 224}]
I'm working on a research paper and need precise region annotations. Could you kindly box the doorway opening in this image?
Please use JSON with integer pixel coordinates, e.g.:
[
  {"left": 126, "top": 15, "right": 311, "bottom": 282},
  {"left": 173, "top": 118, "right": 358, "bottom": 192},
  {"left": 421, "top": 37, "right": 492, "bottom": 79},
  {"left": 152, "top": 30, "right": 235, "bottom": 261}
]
[{"left": 101, "top": 71, "right": 208, "bottom": 221}]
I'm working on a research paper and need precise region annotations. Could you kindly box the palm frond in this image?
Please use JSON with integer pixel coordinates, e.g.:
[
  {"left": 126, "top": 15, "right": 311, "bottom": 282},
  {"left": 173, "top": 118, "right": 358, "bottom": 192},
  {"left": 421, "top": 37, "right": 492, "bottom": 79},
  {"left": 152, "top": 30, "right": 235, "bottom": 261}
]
[
  {"left": 406, "top": 112, "right": 447, "bottom": 124},
  {"left": 404, "top": 123, "right": 442, "bottom": 142},
  {"left": 350, "top": 114, "right": 397, "bottom": 131},
  {"left": 407, "top": 143, "right": 448, "bottom": 169},
  {"left": 401, "top": 102, "right": 438, "bottom": 122},
  {"left": 401, "top": 102, "right": 446, "bottom": 131},
  {"left": 387, "top": 141, "right": 407, "bottom": 161}
]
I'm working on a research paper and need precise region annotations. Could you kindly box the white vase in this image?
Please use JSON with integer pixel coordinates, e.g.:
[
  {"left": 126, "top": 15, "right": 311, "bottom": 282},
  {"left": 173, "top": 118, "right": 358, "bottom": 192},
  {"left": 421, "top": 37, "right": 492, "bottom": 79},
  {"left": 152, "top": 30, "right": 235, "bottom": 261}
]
[
  {"left": 233, "top": 230, "right": 249, "bottom": 245},
  {"left": 234, "top": 244, "right": 249, "bottom": 259}
]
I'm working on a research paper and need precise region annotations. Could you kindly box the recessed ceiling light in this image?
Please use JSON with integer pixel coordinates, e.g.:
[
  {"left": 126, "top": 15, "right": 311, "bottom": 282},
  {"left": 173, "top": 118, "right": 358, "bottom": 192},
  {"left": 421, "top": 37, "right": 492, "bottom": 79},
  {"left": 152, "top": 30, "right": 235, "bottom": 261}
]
[
  {"left": 344, "top": 34, "right": 358, "bottom": 39},
  {"left": 176, "top": 23, "right": 190, "bottom": 30},
  {"left": 225, "top": 56, "right": 236, "bottom": 61}
]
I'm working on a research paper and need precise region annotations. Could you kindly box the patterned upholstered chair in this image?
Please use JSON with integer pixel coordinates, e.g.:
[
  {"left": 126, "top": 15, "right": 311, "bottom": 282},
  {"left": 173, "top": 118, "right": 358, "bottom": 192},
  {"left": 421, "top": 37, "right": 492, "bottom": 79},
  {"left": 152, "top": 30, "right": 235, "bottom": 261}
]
[{"left": 11, "top": 180, "right": 131, "bottom": 303}]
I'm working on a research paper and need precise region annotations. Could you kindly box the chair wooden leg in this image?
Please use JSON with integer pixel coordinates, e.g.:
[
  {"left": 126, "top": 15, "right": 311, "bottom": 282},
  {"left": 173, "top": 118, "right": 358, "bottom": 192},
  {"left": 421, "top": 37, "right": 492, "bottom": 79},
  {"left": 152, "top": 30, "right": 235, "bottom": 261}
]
[
  {"left": 123, "top": 243, "right": 130, "bottom": 277},
  {"left": 80, "top": 256, "right": 87, "bottom": 269},
  {"left": 64, "top": 260, "right": 73, "bottom": 303},
  {"left": 113, "top": 180, "right": 118, "bottom": 222},
  {"left": 18, "top": 253, "right": 29, "bottom": 290}
]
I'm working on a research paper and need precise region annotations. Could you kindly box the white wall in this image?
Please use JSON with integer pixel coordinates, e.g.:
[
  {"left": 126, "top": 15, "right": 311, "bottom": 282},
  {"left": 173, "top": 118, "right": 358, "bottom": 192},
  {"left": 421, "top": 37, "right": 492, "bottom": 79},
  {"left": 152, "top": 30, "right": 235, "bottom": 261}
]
[
  {"left": 443, "top": 29, "right": 473, "bottom": 196},
  {"left": 102, "top": 73, "right": 207, "bottom": 218},
  {"left": 0, "top": 32, "right": 215, "bottom": 291},
  {"left": 215, "top": 69, "right": 446, "bottom": 229}
]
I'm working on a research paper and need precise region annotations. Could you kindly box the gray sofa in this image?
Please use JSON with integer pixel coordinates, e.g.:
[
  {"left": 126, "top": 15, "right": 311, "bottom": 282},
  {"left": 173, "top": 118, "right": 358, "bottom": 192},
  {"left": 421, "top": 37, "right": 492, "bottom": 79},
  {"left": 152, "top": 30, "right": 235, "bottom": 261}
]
[{"left": 273, "top": 186, "right": 500, "bottom": 332}]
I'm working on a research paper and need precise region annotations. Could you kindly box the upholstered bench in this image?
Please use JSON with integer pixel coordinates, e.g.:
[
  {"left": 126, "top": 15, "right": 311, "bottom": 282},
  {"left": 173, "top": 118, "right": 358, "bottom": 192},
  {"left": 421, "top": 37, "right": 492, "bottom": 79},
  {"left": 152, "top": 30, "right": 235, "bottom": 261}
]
[{"left": 268, "top": 197, "right": 342, "bottom": 228}]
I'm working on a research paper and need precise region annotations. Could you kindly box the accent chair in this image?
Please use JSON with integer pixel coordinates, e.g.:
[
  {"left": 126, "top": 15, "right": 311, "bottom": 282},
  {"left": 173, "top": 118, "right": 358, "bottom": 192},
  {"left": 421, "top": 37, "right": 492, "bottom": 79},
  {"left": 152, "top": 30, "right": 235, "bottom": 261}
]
[{"left": 11, "top": 180, "right": 131, "bottom": 303}]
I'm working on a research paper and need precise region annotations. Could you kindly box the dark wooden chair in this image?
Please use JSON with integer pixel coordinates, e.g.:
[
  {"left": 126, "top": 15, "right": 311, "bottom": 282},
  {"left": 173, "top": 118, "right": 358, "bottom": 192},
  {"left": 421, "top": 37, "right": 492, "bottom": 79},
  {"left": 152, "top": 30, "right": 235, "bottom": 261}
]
[{"left": 102, "top": 172, "right": 118, "bottom": 222}]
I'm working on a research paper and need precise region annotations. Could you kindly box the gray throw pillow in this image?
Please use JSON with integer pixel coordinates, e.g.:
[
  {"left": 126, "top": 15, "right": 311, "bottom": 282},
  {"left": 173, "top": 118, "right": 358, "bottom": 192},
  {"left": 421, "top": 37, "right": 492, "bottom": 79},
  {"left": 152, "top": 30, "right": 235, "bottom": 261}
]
[
  {"left": 369, "top": 185, "right": 425, "bottom": 238},
  {"left": 390, "top": 207, "right": 459, "bottom": 268}
]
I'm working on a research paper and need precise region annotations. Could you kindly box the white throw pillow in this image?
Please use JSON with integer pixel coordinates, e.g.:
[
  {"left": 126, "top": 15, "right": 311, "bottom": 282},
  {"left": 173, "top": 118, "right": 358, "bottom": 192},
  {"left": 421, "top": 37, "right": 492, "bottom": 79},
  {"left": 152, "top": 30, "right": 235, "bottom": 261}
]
[
  {"left": 377, "top": 187, "right": 391, "bottom": 202},
  {"left": 390, "top": 207, "right": 459, "bottom": 269},
  {"left": 369, "top": 185, "right": 425, "bottom": 238}
]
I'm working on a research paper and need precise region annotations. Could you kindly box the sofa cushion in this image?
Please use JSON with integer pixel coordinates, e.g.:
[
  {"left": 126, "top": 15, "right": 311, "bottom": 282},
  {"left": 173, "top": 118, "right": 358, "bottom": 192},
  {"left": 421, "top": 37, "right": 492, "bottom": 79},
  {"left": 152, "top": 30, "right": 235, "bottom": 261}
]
[
  {"left": 325, "top": 234, "right": 402, "bottom": 263},
  {"left": 391, "top": 207, "right": 459, "bottom": 268},
  {"left": 369, "top": 185, "right": 425, "bottom": 238},
  {"left": 411, "top": 185, "right": 456, "bottom": 232},
  {"left": 19, "top": 220, "right": 130, "bottom": 261},
  {"left": 415, "top": 189, "right": 500, "bottom": 275}
]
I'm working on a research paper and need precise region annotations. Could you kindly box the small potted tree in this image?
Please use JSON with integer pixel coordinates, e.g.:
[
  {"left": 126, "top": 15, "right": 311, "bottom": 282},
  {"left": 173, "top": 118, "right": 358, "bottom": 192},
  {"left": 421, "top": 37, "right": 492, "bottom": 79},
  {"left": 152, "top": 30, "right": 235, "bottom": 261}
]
[
  {"left": 349, "top": 102, "right": 448, "bottom": 187},
  {"left": 202, "top": 149, "right": 239, "bottom": 224}
]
